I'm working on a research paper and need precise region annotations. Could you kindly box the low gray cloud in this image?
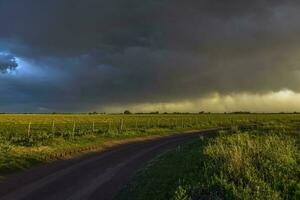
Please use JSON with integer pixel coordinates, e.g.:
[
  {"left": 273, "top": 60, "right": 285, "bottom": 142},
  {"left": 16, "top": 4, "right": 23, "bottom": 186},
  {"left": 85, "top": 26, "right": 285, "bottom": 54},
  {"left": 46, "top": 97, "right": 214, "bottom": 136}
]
[{"left": 0, "top": 0, "right": 300, "bottom": 112}]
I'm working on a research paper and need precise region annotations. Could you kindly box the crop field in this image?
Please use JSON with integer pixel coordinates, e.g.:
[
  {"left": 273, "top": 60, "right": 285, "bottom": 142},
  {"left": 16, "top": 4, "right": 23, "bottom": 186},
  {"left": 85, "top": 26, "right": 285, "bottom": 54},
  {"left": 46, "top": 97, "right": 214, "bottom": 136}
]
[{"left": 0, "top": 114, "right": 299, "bottom": 182}]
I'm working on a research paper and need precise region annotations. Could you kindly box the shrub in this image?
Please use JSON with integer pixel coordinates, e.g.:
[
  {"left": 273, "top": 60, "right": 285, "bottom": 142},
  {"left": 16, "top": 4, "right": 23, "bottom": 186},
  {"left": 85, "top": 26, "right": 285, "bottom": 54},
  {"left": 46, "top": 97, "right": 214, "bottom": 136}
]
[{"left": 124, "top": 110, "right": 132, "bottom": 114}]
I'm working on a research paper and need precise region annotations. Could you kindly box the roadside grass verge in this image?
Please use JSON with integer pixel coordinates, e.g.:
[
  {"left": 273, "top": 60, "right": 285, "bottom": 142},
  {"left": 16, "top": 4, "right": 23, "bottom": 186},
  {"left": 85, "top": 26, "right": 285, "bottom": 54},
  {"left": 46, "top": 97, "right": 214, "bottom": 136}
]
[
  {"left": 0, "top": 127, "right": 203, "bottom": 178},
  {"left": 117, "top": 129, "right": 300, "bottom": 200}
]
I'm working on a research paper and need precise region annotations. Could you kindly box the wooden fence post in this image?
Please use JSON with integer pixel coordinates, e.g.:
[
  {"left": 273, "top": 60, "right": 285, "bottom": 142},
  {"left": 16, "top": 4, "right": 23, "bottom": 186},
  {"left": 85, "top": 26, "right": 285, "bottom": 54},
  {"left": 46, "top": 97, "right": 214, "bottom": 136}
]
[
  {"left": 108, "top": 120, "right": 112, "bottom": 133},
  {"left": 92, "top": 121, "right": 95, "bottom": 132},
  {"left": 135, "top": 119, "right": 138, "bottom": 130},
  {"left": 27, "top": 122, "right": 31, "bottom": 137},
  {"left": 120, "top": 119, "right": 124, "bottom": 133},
  {"left": 73, "top": 121, "right": 76, "bottom": 136},
  {"left": 52, "top": 121, "right": 55, "bottom": 134}
]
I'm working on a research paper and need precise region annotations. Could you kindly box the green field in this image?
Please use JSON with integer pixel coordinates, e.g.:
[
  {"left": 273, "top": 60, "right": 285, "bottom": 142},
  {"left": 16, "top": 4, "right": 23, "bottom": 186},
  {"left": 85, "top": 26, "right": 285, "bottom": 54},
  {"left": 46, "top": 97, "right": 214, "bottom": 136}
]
[
  {"left": 0, "top": 113, "right": 299, "bottom": 188},
  {"left": 117, "top": 120, "right": 300, "bottom": 200}
]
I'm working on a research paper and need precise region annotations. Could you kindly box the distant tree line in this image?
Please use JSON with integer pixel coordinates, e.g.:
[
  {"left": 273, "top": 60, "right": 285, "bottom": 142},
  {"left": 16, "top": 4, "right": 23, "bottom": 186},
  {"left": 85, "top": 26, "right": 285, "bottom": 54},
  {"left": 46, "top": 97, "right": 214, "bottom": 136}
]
[{"left": 1, "top": 111, "right": 300, "bottom": 115}]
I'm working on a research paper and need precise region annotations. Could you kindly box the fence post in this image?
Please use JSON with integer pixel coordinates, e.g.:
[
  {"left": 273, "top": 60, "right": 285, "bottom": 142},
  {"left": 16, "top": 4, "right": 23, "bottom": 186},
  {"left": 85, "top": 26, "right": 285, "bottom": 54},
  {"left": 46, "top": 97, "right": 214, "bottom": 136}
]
[
  {"left": 27, "top": 122, "right": 31, "bottom": 137},
  {"left": 108, "top": 120, "right": 112, "bottom": 133},
  {"left": 120, "top": 119, "right": 124, "bottom": 133},
  {"left": 52, "top": 121, "right": 55, "bottom": 134},
  {"left": 73, "top": 121, "right": 76, "bottom": 136},
  {"left": 92, "top": 121, "right": 95, "bottom": 132},
  {"left": 135, "top": 119, "right": 138, "bottom": 130}
]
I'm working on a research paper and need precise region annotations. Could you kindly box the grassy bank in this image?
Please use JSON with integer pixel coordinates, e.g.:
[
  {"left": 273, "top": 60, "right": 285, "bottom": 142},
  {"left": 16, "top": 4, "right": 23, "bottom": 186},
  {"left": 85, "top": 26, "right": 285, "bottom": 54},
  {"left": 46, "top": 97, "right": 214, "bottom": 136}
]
[{"left": 117, "top": 127, "right": 300, "bottom": 200}]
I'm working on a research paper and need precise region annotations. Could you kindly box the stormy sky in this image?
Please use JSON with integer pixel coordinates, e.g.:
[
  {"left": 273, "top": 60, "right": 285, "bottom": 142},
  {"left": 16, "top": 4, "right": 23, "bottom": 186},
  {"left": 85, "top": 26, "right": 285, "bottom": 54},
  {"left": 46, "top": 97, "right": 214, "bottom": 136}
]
[{"left": 1, "top": 0, "right": 300, "bottom": 113}]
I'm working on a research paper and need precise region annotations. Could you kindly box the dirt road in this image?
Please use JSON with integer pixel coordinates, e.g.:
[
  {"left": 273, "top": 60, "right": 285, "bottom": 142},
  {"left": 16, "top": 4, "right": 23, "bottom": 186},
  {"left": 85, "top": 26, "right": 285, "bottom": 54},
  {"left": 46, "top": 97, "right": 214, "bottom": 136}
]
[{"left": 0, "top": 129, "right": 218, "bottom": 200}]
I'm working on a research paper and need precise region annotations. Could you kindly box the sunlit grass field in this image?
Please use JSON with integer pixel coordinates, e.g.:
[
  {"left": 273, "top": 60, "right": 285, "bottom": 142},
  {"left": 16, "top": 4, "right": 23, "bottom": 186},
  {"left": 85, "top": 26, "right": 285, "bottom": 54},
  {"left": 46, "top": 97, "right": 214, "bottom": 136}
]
[
  {"left": 117, "top": 122, "right": 300, "bottom": 200},
  {"left": 0, "top": 113, "right": 299, "bottom": 186}
]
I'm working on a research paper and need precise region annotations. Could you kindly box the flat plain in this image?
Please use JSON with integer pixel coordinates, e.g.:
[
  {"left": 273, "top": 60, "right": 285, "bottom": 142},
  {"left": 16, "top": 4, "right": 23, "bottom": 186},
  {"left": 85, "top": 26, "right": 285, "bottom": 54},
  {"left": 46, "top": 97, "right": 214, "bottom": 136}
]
[{"left": 0, "top": 114, "right": 299, "bottom": 199}]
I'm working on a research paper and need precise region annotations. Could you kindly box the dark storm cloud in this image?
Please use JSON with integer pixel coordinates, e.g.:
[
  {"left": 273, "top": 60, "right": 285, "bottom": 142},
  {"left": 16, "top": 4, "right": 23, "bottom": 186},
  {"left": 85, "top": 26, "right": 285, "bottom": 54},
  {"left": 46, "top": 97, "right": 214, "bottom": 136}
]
[
  {"left": 0, "top": 54, "right": 18, "bottom": 73},
  {"left": 0, "top": 0, "right": 300, "bottom": 112}
]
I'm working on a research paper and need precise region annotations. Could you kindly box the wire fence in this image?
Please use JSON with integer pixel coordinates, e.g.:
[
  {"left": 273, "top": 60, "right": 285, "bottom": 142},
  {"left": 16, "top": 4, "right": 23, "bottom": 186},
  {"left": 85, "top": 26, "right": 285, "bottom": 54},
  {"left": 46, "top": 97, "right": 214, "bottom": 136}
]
[
  {"left": 0, "top": 118, "right": 214, "bottom": 137},
  {"left": 0, "top": 115, "right": 287, "bottom": 147}
]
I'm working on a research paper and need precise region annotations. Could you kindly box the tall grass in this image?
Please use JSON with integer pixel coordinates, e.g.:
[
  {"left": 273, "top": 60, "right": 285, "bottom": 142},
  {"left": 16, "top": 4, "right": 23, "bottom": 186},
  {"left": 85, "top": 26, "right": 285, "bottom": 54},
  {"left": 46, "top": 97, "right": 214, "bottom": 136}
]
[
  {"left": 204, "top": 132, "right": 299, "bottom": 199},
  {"left": 117, "top": 126, "right": 300, "bottom": 200}
]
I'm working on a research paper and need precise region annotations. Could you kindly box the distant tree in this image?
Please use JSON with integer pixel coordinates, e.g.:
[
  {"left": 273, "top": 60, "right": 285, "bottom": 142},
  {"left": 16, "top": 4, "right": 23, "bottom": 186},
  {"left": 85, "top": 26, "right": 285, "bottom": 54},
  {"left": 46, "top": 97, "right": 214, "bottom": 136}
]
[
  {"left": 88, "top": 111, "right": 98, "bottom": 115},
  {"left": 124, "top": 110, "right": 132, "bottom": 114}
]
